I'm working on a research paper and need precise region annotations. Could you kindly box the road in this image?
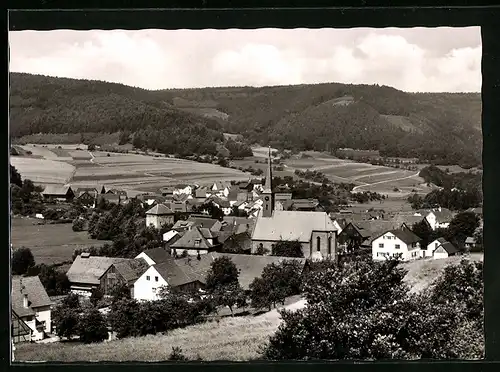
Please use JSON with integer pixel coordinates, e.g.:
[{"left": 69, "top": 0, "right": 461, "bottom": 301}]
[{"left": 352, "top": 171, "right": 421, "bottom": 192}]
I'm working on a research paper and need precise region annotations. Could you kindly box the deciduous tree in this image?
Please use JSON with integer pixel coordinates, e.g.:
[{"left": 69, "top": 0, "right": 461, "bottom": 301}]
[{"left": 12, "top": 247, "right": 35, "bottom": 275}]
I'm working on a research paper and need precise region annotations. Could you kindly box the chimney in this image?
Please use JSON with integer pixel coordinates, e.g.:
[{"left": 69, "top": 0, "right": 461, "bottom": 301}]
[{"left": 23, "top": 293, "right": 28, "bottom": 308}]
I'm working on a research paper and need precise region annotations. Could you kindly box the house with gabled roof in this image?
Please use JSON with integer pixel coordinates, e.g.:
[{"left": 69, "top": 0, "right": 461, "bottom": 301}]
[
  {"left": 42, "top": 185, "right": 75, "bottom": 202},
  {"left": 169, "top": 226, "right": 222, "bottom": 256},
  {"left": 100, "top": 258, "right": 149, "bottom": 297},
  {"left": 66, "top": 253, "right": 130, "bottom": 296},
  {"left": 172, "top": 215, "right": 223, "bottom": 233},
  {"left": 145, "top": 204, "right": 175, "bottom": 229},
  {"left": 11, "top": 276, "right": 53, "bottom": 341},
  {"left": 371, "top": 225, "right": 422, "bottom": 261},
  {"left": 429, "top": 238, "right": 459, "bottom": 259},
  {"left": 425, "top": 237, "right": 447, "bottom": 258},
  {"left": 11, "top": 309, "right": 32, "bottom": 344},
  {"left": 338, "top": 222, "right": 372, "bottom": 255},
  {"left": 425, "top": 207, "right": 454, "bottom": 230}
]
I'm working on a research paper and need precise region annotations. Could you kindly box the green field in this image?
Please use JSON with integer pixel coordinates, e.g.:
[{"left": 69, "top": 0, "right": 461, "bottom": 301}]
[{"left": 10, "top": 218, "right": 111, "bottom": 265}]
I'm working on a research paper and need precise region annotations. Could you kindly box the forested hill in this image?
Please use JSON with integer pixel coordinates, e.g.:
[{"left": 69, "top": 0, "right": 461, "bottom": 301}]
[
  {"left": 9, "top": 73, "right": 226, "bottom": 156},
  {"left": 160, "top": 84, "right": 482, "bottom": 167},
  {"left": 10, "top": 73, "right": 482, "bottom": 167}
]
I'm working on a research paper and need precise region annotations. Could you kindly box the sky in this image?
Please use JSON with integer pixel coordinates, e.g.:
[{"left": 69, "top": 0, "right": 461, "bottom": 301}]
[{"left": 9, "top": 27, "right": 481, "bottom": 93}]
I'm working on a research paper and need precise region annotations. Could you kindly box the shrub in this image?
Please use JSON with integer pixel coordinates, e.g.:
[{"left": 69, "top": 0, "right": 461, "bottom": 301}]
[
  {"left": 72, "top": 218, "right": 85, "bottom": 232},
  {"left": 12, "top": 247, "right": 35, "bottom": 275},
  {"left": 78, "top": 308, "right": 109, "bottom": 344},
  {"left": 168, "top": 347, "right": 189, "bottom": 361}
]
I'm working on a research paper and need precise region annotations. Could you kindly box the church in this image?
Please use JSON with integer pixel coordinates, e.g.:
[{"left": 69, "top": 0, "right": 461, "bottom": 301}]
[{"left": 250, "top": 149, "right": 338, "bottom": 260}]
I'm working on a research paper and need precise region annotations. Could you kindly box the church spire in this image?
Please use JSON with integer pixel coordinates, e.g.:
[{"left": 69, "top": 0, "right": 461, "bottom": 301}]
[
  {"left": 262, "top": 146, "right": 274, "bottom": 217},
  {"left": 264, "top": 146, "right": 273, "bottom": 192}
]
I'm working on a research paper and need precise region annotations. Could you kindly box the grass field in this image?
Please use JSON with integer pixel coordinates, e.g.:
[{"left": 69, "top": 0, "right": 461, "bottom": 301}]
[
  {"left": 10, "top": 218, "right": 111, "bottom": 265},
  {"left": 11, "top": 144, "right": 251, "bottom": 194},
  {"left": 10, "top": 157, "right": 75, "bottom": 185},
  {"left": 14, "top": 254, "right": 484, "bottom": 362}
]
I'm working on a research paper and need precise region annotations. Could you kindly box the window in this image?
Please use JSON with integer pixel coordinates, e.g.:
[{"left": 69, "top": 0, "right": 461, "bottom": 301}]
[
  {"left": 146, "top": 276, "right": 150, "bottom": 281},
  {"left": 155, "top": 276, "right": 159, "bottom": 282},
  {"left": 152, "top": 288, "right": 156, "bottom": 293},
  {"left": 316, "top": 236, "right": 321, "bottom": 252},
  {"left": 395, "top": 244, "right": 400, "bottom": 249},
  {"left": 379, "top": 243, "right": 384, "bottom": 248}
]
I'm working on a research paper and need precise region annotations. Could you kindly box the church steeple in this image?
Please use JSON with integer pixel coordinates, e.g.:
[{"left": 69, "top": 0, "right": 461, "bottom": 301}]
[{"left": 262, "top": 146, "right": 274, "bottom": 217}]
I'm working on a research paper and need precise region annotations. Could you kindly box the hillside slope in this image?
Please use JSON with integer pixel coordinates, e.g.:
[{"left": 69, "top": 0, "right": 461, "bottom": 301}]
[
  {"left": 161, "top": 84, "right": 482, "bottom": 167},
  {"left": 9, "top": 73, "right": 225, "bottom": 156},
  {"left": 10, "top": 73, "right": 482, "bottom": 167}
]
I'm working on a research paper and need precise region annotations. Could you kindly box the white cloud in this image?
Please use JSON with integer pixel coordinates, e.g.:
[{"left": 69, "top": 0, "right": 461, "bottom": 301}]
[{"left": 8, "top": 27, "right": 482, "bottom": 92}]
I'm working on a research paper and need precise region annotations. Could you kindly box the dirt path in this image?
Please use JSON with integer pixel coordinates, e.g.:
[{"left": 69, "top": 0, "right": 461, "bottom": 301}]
[{"left": 352, "top": 172, "right": 420, "bottom": 192}]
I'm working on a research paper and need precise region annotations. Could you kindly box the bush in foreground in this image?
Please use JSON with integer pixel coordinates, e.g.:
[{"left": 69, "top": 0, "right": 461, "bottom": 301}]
[{"left": 261, "top": 258, "right": 484, "bottom": 360}]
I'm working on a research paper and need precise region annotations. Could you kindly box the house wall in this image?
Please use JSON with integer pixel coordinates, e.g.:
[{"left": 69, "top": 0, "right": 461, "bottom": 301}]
[
  {"left": 34, "top": 305, "right": 52, "bottom": 333},
  {"left": 146, "top": 215, "right": 175, "bottom": 229},
  {"left": 433, "top": 247, "right": 449, "bottom": 260},
  {"left": 70, "top": 283, "right": 96, "bottom": 297},
  {"left": 172, "top": 247, "right": 210, "bottom": 257},
  {"left": 372, "top": 233, "right": 419, "bottom": 261},
  {"left": 133, "top": 266, "right": 169, "bottom": 301},
  {"left": 425, "top": 213, "right": 450, "bottom": 230},
  {"left": 100, "top": 266, "right": 127, "bottom": 296},
  {"left": 135, "top": 252, "right": 156, "bottom": 266},
  {"left": 424, "top": 239, "right": 443, "bottom": 258},
  {"left": 23, "top": 316, "right": 44, "bottom": 341}
]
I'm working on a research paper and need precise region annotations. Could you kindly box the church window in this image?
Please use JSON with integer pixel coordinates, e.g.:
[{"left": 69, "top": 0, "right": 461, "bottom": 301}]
[{"left": 316, "top": 236, "right": 321, "bottom": 251}]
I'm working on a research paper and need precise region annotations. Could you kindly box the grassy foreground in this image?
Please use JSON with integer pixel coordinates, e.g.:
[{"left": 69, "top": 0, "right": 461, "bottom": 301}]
[{"left": 16, "top": 300, "right": 306, "bottom": 362}]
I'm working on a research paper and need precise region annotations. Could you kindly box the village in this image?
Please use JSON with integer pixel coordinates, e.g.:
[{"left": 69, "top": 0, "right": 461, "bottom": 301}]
[{"left": 11, "top": 148, "right": 484, "bottom": 350}]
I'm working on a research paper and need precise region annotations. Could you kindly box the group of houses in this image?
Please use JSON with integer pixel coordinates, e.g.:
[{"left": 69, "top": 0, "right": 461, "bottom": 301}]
[{"left": 41, "top": 184, "right": 128, "bottom": 207}]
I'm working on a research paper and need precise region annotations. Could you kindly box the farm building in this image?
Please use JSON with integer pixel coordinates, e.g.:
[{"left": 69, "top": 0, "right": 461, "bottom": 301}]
[
  {"left": 433, "top": 240, "right": 459, "bottom": 260},
  {"left": 145, "top": 204, "right": 175, "bottom": 229},
  {"left": 250, "top": 149, "right": 337, "bottom": 260},
  {"left": 106, "top": 188, "right": 128, "bottom": 199},
  {"left": 371, "top": 225, "right": 422, "bottom": 261},
  {"left": 170, "top": 226, "right": 222, "bottom": 256},
  {"left": 66, "top": 253, "right": 131, "bottom": 296},
  {"left": 100, "top": 258, "right": 149, "bottom": 297},
  {"left": 76, "top": 186, "right": 106, "bottom": 197},
  {"left": 41, "top": 185, "right": 75, "bottom": 202},
  {"left": 164, "top": 200, "right": 189, "bottom": 214},
  {"left": 207, "top": 196, "right": 232, "bottom": 215},
  {"left": 11, "top": 276, "right": 53, "bottom": 342},
  {"left": 97, "top": 193, "right": 121, "bottom": 205},
  {"left": 160, "top": 187, "right": 176, "bottom": 197},
  {"left": 209, "top": 181, "right": 231, "bottom": 198},
  {"left": 135, "top": 247, "right": 172, "bottom": 267},
  {"left": 221, "top": 231, "right": 253, "bottom": 254}
]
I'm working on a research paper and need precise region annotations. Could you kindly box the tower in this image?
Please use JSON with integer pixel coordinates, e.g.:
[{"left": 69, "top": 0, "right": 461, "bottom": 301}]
[{"left": 262, "top": 146, "right": 274, "bottom": 217}]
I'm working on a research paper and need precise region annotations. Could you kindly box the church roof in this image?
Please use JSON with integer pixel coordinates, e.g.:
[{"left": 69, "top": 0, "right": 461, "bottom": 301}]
[{"left": 251, "top": 210, "right": 337, "bottom": 243}]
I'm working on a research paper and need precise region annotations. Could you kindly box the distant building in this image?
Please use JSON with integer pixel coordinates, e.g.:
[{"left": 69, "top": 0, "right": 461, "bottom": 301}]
[
  {"left": 145, "top": 204, "right": 175, "bottom": 229},
  {"left": 250, "top": 148, "right": 337, "bottom": 260},
  {"left": 135, "top": 247, "right": 172, "bottom": 267},
  {"left": 465, "top": 236, "right": 477, "bottom": 250},
  {"left": 172, "top": 215, "right": 223, "bottom": 233},
  {"left": 425, "top": 208, "right": 454, "bottom": 230},
  {"left": 371, "top": 225, "right": 422, "bottom": 261},
  {"left": 11, "top": 276, "right": 53, "bottom": 341},
  {"left": 42, "top": 185, "right": 75, "bottom": 202},
  {"left": 170, "top": 226, "right": 222, "bottom": 256},
  {"left": 428, "top": 238, "right": 459, "bottom": 259},
  {"left": 338, "top": 222, "right": 372, "bottom": 255}
]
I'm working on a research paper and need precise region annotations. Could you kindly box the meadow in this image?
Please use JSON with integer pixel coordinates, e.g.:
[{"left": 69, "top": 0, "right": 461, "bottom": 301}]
[
  {"left": 10, "top": 157, "right": 75, "bottom": 185},
  {"left": 10, "top": 218, "right": 111, "bottom": 266}
]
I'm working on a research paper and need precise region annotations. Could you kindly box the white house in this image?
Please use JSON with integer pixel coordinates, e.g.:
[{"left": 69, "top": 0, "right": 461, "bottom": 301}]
[
  {"left": 433, "top": 240, "right": 459, "bottom": 260},
  {"left": 371, "top": 227, "right": 422, "bottom": 261},
  {"left": 133, "top": 265, "right": 169, "bottom": 301},
  {"left": 145, "top": 204, "right": 175, "bottom": 229},
  {"left": 425, "top": 237, "right": 447, "bottom": 258},
  {"left": 210, "top": 181, "right": 230, "bottom": 198},
  {"left": 425, "top": 208, "right": 454, "bottom": 230},
  {"left": 11, "top": 276, "right": 53, "bottom": 341},
  {"left": 173, "top": 185, "right": 194, "bottom": 196}
]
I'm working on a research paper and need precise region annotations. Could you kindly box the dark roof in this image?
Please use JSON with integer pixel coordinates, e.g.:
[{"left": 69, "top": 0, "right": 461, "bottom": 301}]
[
  {"left": 430, "top": 208, "right": 454, "bottom": 223},
  {"left": 153, "top": 258, "right": 203, "bottom": 288},
  {"left": 436, "top": 241, "right": 459, "bottom": 255},
  {"left": 12, "top": 276, "right": 53, "bottom": 317},
  {"left": 76, "top": 187, "right": 99, "bottom": 196},
  {"left": 111, "top": 258, "right": 149, "bottom": 284},
  {"left": 389, "top": 228, "right": 422, "bottom": 245},
  {"left": 223, "top": 232, "right": 253, "bottom": 252},
  {"left": 170, "top": 226, "right": 214, "bottom": 250},
  {"left": 98, "top": 194, "right": 120, "bottom": 203},
  {"left": 186, "top": 216, "right": 222, "bottom": 231},
  {"left": 141, "top": 247, "right": 171, "bottom": 264}
]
